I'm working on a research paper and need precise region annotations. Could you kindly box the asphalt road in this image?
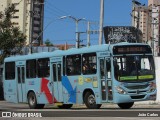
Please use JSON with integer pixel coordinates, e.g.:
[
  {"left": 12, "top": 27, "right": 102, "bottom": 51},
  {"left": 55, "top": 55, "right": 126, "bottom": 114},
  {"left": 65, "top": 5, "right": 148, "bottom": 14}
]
[{"left": 0, "top": 100, "right": 160, "bottom": 120}]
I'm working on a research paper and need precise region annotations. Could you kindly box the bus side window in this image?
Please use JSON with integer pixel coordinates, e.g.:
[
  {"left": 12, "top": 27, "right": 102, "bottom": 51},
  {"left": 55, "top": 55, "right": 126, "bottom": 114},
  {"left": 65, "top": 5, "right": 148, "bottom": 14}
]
[
  {"left": 37, "top": 58, "right": 50, "bottom": 78},
  {"left": 63, "top": 56, "right": 66, "bottom": 76},
  {"left": 5, "top": 62, "right": 15, "bottom": 80},
  {"left": 106, "top": 59, "right": 111, "bottom": 79},
  {"left": 113, "top": 59, "right": 119, "bottom": 80},
  {"left": 57, "top": 64, "right": 61, "bottom": 81},
  {"left": 66, "top": 57, "right": 72, "bottom": 75},
  {"left": 66, "top": 55, "right": 81, "bottom": 76},
  {"left": 100, "top": 59, "right": 105, "bottom": 79},
  {"left": 26, "top": 59, "right": 36, "bottom": 78},
  {"left": 53, "top": 64, "right": 56, "bottom": 82},
  {"left": 82, "top": 53, "right": 97, "bottom": 75}
]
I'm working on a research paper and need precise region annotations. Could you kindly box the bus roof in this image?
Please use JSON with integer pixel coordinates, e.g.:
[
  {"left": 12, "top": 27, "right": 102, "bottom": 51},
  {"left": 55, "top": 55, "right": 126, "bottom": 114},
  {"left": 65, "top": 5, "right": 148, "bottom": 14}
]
[{"left": 4, "top": 42, "right": 149, "bottom": 62}]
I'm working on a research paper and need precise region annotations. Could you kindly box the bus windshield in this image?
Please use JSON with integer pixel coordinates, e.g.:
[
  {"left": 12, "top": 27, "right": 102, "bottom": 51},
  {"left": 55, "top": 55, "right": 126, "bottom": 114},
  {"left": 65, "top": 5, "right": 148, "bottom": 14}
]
[{"left": 114, "top": 55, "right": 155, "bottom": 82}]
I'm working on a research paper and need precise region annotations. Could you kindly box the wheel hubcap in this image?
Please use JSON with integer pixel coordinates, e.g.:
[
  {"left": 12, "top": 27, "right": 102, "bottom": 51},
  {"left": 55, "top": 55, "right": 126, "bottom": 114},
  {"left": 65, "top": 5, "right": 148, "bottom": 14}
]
[
  {"left": 88, "top": 95, "right": 96, "bottom": 105},
  {"left": 30, "top": 96, "right": 35, "bottom": 105}
]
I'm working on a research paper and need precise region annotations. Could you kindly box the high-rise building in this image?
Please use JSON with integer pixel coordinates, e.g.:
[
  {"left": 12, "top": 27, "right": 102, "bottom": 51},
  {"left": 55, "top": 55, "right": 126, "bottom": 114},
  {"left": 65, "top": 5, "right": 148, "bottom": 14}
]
[
  {"left": 148, "top": 0, "right": 160, "bottom": 56},
  {"left": 132, "top": 0, "right": 160, "bottom": 56},
  {"left": 0, "top": 0, "right": 44, "bottom": 46},
  {"left": 132, "top": 5, "right": 151, "bottom": 43}
]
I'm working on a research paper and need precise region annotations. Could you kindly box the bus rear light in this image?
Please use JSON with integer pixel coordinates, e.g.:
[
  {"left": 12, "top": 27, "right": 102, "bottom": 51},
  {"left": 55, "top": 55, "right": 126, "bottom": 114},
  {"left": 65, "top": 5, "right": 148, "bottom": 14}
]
[{"left": 115, "top": 86, "right": 126, "bottom": 94}]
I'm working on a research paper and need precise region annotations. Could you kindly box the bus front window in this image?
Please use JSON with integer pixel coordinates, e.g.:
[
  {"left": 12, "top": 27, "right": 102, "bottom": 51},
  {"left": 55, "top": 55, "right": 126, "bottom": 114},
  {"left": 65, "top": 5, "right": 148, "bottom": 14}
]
[{"left": 113, "top": 55, "right": 155, "bottom": 82}]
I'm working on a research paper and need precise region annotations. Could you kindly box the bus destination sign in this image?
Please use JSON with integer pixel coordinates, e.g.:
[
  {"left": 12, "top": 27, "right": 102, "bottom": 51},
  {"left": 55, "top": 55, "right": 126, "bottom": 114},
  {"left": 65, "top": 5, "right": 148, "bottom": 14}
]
[{"left": 113, "top": 45, "right": 152, "bottom": 55}]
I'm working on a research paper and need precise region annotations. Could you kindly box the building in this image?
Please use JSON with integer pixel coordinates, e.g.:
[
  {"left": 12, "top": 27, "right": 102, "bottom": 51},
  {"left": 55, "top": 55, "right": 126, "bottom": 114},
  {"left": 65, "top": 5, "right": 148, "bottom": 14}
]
[
  {"left": 148, "top": 0, "right": 160, "bottom": 56},
  {"left": 132, "top": 5, "right": 151, "bottom": 43},
  {"left": 0, "top": 0, "right": 44, "bottom": 46},
  {"left": 53, "top": 44, "right": 75, "bottom": 50},
  {"left": 132, "top": 0, "right": 160, "bottom": 56}
]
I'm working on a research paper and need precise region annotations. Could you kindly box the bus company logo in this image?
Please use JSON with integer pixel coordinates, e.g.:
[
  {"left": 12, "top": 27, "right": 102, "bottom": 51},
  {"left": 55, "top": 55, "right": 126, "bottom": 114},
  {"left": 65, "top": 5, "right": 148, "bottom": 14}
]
[
  {"left": 2, "top": 112, "right": 11, "bottom": 117},
  {"left": 137, "top": 90, "right": 140, "bottom": 94}
]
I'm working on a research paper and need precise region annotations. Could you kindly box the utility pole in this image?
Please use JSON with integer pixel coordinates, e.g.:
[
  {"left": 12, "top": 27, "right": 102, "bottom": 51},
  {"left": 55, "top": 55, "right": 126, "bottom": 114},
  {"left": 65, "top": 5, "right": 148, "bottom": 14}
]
[
  {"left": 87, "top": 21, "right": 90, "bottom": 47},
  {"left": 75, "top": 20, "right": 79, "bottom": 48},
  {"left": 99, "top": 0, "right": 104, "bottom": 45},
  {"left": 77, "top": 32, "right": 85, "bottom": 48},
  {"left": 29, "top": 1, "right": 33, "bottom": 54},
  {"left": 87, "top": 21, "right": 99, "bottom": 46}
]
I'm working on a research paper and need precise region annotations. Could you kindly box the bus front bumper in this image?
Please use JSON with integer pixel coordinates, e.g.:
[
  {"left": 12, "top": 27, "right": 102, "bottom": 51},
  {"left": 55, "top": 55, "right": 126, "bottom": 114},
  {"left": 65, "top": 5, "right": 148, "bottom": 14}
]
[{"left": 113, "top": 90, "right": 157, "bottom": 104}]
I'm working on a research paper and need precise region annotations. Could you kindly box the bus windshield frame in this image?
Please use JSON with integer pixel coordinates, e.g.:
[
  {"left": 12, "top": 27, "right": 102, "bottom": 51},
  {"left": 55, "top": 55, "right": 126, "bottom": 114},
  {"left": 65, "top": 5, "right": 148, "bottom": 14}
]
[{"left": 113, "top": 55, "right": 155, "bottom": 82}]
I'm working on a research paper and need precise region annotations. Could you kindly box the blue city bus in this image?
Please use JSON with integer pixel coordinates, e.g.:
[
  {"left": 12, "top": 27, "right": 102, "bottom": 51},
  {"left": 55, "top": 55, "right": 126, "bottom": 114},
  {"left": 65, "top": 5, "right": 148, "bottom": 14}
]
[{"left": 3, "top": 42, "right": 156, "bottom": 109}]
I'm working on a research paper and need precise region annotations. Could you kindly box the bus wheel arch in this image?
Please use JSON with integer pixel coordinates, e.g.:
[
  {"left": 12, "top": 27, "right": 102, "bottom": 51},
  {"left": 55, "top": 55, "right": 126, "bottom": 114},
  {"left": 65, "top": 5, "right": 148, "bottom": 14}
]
[
  {"left": 83, "top": 89, "right": 101, "bottom": 109},
  {"left": 83, "top": 89, "right": 94, "bottom": 101},
  {"left": 27, "top": 91, "right": 44, "bottom": 109}
]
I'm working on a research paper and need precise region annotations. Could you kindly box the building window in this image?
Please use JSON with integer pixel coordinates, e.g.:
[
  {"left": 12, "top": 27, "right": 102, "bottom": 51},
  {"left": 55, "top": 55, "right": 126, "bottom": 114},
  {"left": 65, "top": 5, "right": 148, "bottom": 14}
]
[
  {"left": 12, "top": 22, "right": 19, "bottom": 25},
  {"left": 14, "top": 10, "right": 19, "bottom": 12},
  {"left": 12, "top": 16, "right": 19, "bottom": 18}
]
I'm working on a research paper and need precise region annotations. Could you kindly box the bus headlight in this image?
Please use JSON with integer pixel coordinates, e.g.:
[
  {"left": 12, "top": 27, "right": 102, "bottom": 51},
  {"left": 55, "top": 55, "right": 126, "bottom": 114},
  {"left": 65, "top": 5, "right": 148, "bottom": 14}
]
[
  {"left": 148, "top": 82, "right": 156, "bottom": 93},
  {"left": 115, "top": 86, "right": 126, "bottom": 94}
]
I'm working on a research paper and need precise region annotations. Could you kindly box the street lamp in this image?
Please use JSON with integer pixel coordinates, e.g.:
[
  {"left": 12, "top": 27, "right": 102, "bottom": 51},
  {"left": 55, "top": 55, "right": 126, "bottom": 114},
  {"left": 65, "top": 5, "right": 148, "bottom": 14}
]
[
  {"left": 61, "top": 15, "right": 85, "bottom": 48},
  {"left": 29, "top": 16, "right": 66, "bottom": 54}
]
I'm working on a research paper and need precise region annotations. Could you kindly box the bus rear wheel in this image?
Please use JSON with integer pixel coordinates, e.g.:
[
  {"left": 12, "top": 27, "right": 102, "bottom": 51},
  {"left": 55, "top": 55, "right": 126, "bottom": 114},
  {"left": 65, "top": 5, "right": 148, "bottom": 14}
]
[
  {"left": 84, "top": 91, "right": 101, "bottom": 109},
  {"left": 58, "top": 104, "right": 73, "bottom": 109},
  {"left": 118, "top": 102, "right": 134, "bottom": 109},
  {"left": 28, "top": 92, "right": 44, "bottom": 109}
]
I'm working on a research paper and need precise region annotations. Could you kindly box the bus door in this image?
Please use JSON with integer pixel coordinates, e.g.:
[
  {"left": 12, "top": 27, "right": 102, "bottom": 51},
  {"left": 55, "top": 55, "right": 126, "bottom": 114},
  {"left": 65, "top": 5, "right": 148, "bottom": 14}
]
[
  {"left": 100, "top": 58, "right": 113, "bottom": 102},
  {"left": 52, "top": 62, "right": 63, "bottom": 102},
  {"left": 16, "top": 62, "right": 26, "bottom": 102}
]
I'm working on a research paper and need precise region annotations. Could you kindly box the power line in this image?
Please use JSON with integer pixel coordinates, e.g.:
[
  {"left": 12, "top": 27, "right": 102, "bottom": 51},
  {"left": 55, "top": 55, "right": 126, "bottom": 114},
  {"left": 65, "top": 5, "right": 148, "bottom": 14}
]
[
  {"left": 45, "top": 5, "right": 64, "bottom": 17},
  {"left": 45, "top": 0, "right": 70, "bottom": 15},
  {"left": 45, "top": 0, "right": 69, "bottom": 18}
]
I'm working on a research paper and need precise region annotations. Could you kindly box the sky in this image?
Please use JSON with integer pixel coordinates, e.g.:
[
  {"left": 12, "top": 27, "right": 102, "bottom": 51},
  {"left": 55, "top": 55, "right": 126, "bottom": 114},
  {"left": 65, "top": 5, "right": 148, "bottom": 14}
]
[{"left": 43, "top": 0, "right": 148, "bottom": 45}]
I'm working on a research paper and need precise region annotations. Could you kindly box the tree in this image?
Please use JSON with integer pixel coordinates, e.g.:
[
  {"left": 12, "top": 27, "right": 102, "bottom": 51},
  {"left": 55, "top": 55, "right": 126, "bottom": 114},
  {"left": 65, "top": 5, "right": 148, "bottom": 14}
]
[
  {"left": 0, "top": 4, "right": 26, "bottom": 63},
  {"left": 45, "top": 39, "right": 53, "bottom": 46}
]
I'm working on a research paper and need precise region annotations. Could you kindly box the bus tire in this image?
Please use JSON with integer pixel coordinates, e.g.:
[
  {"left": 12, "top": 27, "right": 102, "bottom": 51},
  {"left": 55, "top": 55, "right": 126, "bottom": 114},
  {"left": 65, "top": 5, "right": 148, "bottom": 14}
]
[
  {"left": 28, "top": 92, "right": 45, "bottom": 109},
  {"left": 58, "top": 104, "right": 73, "bottom": 109},
  {"left": 117, "top": 102, "right": 134, "bottom": 109},
  {"left": 84, "top": 91, "right": 101, "bottom": 109}
]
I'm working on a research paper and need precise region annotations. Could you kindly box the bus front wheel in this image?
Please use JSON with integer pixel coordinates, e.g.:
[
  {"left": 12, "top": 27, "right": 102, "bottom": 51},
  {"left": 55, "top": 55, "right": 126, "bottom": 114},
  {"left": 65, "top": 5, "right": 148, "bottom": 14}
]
[
  {"left": 28, "top": 92, "right": 45, "bottom": 109},
  {"left": 84, "top": 91, "right": 101, "bottom": 109},
  {"left": 117, "top": 102, "right": 134, "bottom": 109}
]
